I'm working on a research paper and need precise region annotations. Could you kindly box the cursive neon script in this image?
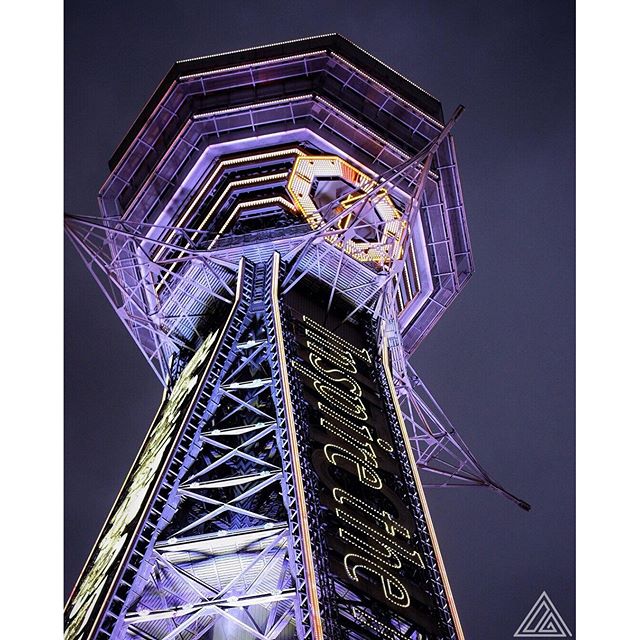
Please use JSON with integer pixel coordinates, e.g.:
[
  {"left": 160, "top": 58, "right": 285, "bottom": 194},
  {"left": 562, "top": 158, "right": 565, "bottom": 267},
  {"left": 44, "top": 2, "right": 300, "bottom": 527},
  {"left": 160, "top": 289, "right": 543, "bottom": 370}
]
[{"left": 293, "top": 315, "right": 424, "bottom": 610}]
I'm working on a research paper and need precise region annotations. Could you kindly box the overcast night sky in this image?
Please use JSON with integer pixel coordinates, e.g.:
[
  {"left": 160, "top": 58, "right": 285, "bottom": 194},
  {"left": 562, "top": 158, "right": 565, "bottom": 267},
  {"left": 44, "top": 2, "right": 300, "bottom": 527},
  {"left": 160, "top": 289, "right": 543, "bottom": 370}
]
[{"left": 64, "top": 2, "right": 575, "bottom": 637}]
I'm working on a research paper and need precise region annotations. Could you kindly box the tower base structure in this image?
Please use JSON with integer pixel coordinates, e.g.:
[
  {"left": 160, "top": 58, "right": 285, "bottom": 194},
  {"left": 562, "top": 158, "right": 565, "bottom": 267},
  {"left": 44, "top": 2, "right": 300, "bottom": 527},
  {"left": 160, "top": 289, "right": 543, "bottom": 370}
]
[{"left": 65, "top": 255, "right": 463, "bottom": 640}]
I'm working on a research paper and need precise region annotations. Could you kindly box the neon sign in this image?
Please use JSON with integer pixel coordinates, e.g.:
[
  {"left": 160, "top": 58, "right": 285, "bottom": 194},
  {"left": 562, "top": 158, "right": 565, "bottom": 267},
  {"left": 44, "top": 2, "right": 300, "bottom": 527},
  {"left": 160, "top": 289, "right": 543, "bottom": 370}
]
[{"left": 285, "top": 296, "right": 445, "bottom": 636}]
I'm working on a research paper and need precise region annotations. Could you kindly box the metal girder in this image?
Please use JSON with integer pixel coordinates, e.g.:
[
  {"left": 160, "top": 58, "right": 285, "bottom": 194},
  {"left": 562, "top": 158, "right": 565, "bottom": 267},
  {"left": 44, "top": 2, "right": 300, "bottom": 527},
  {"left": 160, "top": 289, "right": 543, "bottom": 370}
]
[
  {"left": 65, "top": 214, "right": 238, "bottom": 382},
  {"left": 396, "top": 363, "right": 531, "bottom": 510},
  {"left": 106, "top": 259, "right": 314, "bottom": 640}
]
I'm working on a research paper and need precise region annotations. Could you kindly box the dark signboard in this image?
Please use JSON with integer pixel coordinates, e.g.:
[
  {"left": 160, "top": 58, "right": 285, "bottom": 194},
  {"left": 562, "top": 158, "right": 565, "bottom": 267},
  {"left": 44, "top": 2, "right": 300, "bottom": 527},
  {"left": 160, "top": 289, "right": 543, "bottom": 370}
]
[{"left": 284, "top": 284, "right": 452, "bottom": 639}]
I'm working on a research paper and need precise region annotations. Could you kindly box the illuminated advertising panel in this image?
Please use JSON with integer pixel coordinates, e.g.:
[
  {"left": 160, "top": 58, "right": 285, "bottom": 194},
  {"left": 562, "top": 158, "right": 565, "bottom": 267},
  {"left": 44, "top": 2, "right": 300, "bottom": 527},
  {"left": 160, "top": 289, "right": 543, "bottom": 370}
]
[
  {"left": 64, "top": 328, "right": 221, "bottom": 640},
  {"left": 283, "top": 283, "right": 454, "bottom": 639}
]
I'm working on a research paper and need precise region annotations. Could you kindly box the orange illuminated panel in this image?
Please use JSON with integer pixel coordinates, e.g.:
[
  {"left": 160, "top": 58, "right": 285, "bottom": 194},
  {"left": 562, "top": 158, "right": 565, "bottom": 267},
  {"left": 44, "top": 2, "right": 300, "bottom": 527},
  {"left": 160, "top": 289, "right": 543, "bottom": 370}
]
[{"left": 286, "top": 155, "right": 407, "bottom": 267}]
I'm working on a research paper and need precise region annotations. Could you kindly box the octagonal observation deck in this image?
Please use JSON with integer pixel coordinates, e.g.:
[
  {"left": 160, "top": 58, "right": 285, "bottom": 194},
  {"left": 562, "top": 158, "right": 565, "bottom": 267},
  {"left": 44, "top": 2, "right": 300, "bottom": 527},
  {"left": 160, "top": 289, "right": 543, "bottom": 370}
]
[{"left": 93, "top": 34, "right": 473, "bottom": 371}]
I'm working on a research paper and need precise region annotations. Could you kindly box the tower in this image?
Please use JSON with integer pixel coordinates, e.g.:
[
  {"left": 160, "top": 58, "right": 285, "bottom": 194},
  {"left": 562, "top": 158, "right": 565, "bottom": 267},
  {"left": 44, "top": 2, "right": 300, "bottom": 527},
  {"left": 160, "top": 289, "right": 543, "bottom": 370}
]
[{"left": 65, "top": 34, "right": 528, "bottom": 640}]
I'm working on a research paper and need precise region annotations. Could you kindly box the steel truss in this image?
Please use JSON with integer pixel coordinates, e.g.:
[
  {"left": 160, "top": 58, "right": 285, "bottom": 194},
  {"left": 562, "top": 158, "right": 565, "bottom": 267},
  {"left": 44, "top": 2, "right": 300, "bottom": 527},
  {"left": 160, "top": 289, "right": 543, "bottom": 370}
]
[
  {"left": 65, "top": 105, "right": 527, "bottom": 509},
  {"left": 96, "top": 259, "right": 315, "bottom": 640}
]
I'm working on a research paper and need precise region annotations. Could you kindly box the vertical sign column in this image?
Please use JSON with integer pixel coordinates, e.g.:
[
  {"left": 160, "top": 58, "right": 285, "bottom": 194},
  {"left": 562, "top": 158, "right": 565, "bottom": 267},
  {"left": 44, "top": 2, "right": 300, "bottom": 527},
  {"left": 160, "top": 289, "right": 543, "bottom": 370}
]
[{"left": 281, "top": 281, "right": 460, "bottom": 640}]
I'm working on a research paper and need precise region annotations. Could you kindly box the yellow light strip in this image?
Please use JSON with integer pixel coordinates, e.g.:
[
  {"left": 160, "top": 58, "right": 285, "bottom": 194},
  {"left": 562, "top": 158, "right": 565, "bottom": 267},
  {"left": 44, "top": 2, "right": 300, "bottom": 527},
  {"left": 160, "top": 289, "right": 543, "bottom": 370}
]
[
  {"left": 392, "top": 275, "right": 404, "bottom": 312},
  {"left": 380, "top": 327, "right": 465, "bottom": 640},
  {"left": 410, "top": 238, "right": 422, "bottom": 293},
  {"left": 200, "top": 173, "right": 290, "bottom": 231},
  {"left": 403, "top": 263, "right": 414, "bottom": 301},
  {"left": 157, "top": 147, "right": 305, "bottom": 257},
  {"left": 395, "top": 239, "right": 424, "bottom": 316},
  {"left": 269, "top": 252, "right": 324, "bottom": 640}
]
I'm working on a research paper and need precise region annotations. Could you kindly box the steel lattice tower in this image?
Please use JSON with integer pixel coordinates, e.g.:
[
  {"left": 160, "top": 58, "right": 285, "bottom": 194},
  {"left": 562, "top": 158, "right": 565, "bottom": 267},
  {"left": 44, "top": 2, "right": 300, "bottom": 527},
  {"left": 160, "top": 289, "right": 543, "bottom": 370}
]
[{"left": 65, "top": 34, "right": 528, "bottom": 640}]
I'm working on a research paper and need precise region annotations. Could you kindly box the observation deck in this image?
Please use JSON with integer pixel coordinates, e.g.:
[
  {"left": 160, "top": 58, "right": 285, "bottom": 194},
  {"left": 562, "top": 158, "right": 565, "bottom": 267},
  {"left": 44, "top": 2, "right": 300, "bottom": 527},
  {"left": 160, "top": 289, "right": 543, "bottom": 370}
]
[{"left": 73, "top": 34, "right": 472, "bottom": 380}]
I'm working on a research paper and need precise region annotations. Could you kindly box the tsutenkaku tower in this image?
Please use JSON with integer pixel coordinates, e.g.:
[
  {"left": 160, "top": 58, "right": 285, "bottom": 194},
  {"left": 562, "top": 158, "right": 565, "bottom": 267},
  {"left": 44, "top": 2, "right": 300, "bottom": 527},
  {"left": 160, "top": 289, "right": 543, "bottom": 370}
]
[{"left": 65, "top": 34, "right": 528, "bottom": 640}]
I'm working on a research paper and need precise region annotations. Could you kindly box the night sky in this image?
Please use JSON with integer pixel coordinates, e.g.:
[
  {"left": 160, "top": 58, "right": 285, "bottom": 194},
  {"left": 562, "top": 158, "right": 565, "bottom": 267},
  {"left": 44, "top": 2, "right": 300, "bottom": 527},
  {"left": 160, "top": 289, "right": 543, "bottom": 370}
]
[{"left": 64, "top": 1, "right": 575, "bottom": 637}]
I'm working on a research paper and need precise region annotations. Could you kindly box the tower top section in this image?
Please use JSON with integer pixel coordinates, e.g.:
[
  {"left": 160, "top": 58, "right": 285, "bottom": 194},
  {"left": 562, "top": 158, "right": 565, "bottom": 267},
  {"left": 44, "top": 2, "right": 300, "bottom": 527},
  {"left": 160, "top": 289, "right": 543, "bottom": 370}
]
[{"left": 70, "top": 34, "right": 473, "bottom": 381}]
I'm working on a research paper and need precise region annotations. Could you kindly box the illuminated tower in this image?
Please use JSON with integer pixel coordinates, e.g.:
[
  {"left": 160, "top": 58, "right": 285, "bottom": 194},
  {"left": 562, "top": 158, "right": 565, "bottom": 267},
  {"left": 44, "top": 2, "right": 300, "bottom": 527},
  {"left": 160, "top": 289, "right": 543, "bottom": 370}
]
[{"left": 65, "top": 34, "right": 528, "bottom": 640}]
